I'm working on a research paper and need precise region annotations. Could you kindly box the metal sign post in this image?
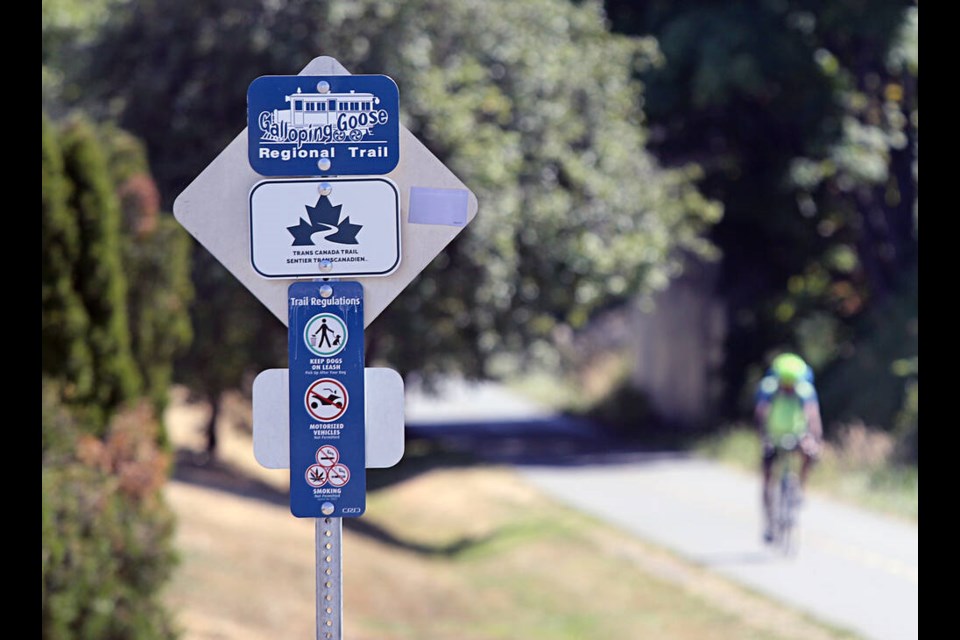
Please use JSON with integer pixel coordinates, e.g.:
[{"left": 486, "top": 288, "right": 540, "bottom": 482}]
[{"left": 316, "top": 517, "right": 343, "bottom": 639}]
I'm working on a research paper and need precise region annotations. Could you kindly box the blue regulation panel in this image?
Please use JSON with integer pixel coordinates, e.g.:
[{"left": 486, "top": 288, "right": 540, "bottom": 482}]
[{"left": 288, "top": 281, "right": 365, "bottom": 518}]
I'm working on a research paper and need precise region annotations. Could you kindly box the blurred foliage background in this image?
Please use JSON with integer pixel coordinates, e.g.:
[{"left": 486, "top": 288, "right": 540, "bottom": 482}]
[
  {"left": 42, "top": 111, "right": 190, "bottom": 637},
  {"left": 42, "top": 0, "right": 917, "bottom": 634}
]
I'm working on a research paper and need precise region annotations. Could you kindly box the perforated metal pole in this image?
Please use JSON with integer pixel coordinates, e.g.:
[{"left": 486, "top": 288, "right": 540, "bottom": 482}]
[{"left": 316, "top": 517, "right": 343, "bottom": 639}]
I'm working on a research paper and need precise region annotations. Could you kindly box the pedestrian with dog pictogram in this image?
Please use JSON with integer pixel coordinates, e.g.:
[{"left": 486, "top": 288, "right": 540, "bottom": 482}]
[{"left": 304, "top": 313, "right": 348, "bottom": 357}]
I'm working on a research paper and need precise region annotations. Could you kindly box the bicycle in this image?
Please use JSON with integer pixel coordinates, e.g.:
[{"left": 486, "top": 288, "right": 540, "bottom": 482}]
[{"left": 768, "top": 433, "right": 804, "bottom": 555}]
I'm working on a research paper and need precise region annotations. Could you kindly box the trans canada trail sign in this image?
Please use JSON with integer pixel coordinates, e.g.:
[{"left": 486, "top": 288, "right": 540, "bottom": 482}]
[{"left": 249, "top": 177, "right": 401, "bottom": 279}]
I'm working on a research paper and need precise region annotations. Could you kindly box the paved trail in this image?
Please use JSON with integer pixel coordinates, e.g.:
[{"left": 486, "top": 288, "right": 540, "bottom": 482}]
[{"left": 405, "top": 379, "right": 919, "bottom": 640}]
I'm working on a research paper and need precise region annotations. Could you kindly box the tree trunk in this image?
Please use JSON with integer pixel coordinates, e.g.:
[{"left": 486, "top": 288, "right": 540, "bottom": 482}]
[{"left": 205, "top": 394, "right": 220, "bottom": 459}]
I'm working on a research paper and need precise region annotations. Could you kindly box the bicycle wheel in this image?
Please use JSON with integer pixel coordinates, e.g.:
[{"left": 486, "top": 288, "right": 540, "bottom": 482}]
[{"left": 776, "top": 471, "right": 800, "bottom": 555}]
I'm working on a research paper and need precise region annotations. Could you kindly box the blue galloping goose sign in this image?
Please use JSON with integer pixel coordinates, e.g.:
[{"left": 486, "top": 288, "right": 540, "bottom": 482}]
[{"left": 247, "top": 75, "right": 400, "bottom": 176}]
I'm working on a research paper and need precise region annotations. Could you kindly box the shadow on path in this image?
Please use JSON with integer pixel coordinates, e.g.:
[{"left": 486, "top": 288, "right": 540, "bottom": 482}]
[
  {"left": 171, "top": 448, "right": 493, "bottom": 557},
  {"left": 405, "top": 416, "right": 688, "bottom": 467},
  {"left": 171, "top": 409, "right": 690, "bottom": 558},
  {"left": 172, "top": 449, "right": 288, "bottom": 507}
]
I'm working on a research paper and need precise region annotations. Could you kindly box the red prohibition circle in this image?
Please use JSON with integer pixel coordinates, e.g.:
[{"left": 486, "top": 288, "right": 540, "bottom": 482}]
[
  {"left": 305, "top": 464, "right": 328, "bottom": 488},
  {"left": 316, "top": 445, "right": 340, "bottom": 467},
  {"left": 327, "top": 464, "right": 351, "bottom": 487},
  {"left": 304, "top": 378, "right": 349, "bottom": 422}
]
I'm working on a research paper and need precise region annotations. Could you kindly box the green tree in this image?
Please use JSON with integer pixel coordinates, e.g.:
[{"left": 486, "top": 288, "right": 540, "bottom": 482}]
[
  {"left": 604, "top": 0, "right": 917, "bottom": 437},
  {"left": 785, "top": 5, "right": 917, "bottom": 452},
  {"left": 42, "top": 0, "right": 118, "bottom": 108},
  {"left": 104, "top": 125, "right": 195, "bottom": 422},
  {"left": 42, "top": 113, "right": 94, "bottom": 402},
  {"left": 43, "top": 115, "right": 193, "bottom": 430},
  {"left": 42, "top": 115, "right": 189, "bottom": 637},
  {"left": 48, "top": 116, "right": 141, "bottom": 429},
  {"left": 82, "top": 0, "right": 720, "bottom": 391},
  {"left": 175, "top": 255, "right": 285, "bottom": 457},
  {"left": 357, "top": 0, "right": 722, "bottom": 376},
  {"left": 42, "top": 381, "right": 178, "bottom": 640}
]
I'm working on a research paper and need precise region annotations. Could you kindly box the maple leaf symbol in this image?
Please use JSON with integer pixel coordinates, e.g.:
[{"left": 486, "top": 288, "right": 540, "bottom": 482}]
[
  {"left": 325, "top": 217, "right": 362, "bottom": 245},
  {"left": 288, "top": 218, "right": 317, "bottom": 246},
  {"left": 287, "top": 194, "right": 362, "bottom": 246},
  {"left": 306, "top": 196, "right": 342, "bottom": 229}
]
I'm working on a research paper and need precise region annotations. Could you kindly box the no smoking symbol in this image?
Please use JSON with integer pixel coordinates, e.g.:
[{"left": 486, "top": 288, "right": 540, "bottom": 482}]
[
  {"left": 305, "top": 448, "right": 350, "bottom": 488},
  {"left": 316, "top": 445, "right": 339, "bottom": 467},
  {"left": 327, "top": 464, "right": 350, "bottom": 487}
]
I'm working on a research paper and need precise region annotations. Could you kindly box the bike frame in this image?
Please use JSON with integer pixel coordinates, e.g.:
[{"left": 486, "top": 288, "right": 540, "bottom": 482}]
[{"left": 770, "top": 434, "right": 803, "bottom": 555}]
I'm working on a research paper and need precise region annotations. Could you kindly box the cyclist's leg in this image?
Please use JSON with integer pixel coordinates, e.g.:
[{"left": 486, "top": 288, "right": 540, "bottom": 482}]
[
  {"left": 799, "top": 435, "right": 819, "bottom": 494},
  {"left": 762, "top": 445, "right": 777, "bottom": 541},
  {"left": 800, "top": 451, "right": 814, "bottom": 485},
  {"left": 789, "top": 446, "right": 814, "bottom": 510}
]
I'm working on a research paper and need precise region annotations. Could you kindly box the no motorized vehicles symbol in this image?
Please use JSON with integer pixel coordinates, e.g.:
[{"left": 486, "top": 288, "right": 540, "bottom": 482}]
[{"left": 304, "top": 378, "right": 349, "bottom": 422}]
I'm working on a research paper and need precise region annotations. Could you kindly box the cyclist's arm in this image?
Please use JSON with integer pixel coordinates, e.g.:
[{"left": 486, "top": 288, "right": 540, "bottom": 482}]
[
  {"left": 754, "top": 375, "right": 777, "bottom": 439},
  {"left": 795, "top": 380, "right": 823, "bottom": 442},
  {"left": 799, "top": 388, "right": 823, "bottom": 457},
  {"left": 803, "top": 399, "right": 823, "bottom": 441},
  {"left": 754, "top": 400, "right": 770, "bottom": 434}
]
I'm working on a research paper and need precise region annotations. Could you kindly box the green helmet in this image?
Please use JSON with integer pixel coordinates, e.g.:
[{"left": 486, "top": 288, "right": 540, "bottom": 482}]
[{"left": 771, "top": 353, "right": 808, "bottom": 386}]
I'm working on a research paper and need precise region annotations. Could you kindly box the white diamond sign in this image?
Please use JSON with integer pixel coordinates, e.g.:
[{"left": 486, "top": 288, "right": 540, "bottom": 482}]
[{"left": 173, "top": 56, "right": 478, "bottom": 327}]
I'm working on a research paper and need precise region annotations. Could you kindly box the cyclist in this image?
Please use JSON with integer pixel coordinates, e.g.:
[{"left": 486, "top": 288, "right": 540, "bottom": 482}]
[{"left": 755, "top": 352, "right": 823, "bottom": 543}]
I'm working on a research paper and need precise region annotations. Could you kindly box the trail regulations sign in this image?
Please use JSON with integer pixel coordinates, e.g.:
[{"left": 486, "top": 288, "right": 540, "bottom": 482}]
[
  {"left": 288, "top": 281, "right": 366, "bottom": 518},
  {"left": 248, "top": 75, "right": 400, "bottom": 176},
  {"left": 250, "top": 178, "right": 401, "bottom": 279}
]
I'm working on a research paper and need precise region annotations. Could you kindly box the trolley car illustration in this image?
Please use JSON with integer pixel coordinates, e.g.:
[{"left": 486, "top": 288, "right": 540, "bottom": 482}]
[{"left": 260, "top": 87, "right": 390, "bottom": 143}]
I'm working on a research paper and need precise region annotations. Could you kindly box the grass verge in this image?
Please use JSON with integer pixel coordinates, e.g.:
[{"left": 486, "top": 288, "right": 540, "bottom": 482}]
[
  {"left": 162, "top": 387, "right": 865, "bottom": 640},
  {"left": 165, "top": 461, "right": 860, "bottom": 640},
  {"left": 694, "top": 424, "right": 918, "bottom": 523},
  {"left": 508, "top": 374, "right": 918, "bottom": 524}
]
